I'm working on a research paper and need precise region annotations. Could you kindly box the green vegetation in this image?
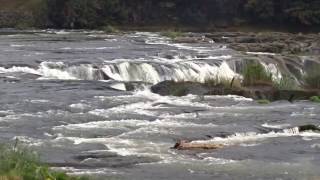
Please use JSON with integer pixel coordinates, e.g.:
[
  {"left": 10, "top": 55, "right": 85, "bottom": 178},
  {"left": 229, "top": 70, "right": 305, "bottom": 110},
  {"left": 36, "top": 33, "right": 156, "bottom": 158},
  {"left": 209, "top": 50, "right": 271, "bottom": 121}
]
[
  {"left": 1, "top": 0, "right": 320, "bottom": 29},
  {"left": 274, "top": 75, "right": 299, "bottom": 90},
  {"left": 310, "top": 96, "right": 320, "bottom": 103},
  {"left": 101, "top": 25, "right": 119, "bottom": 33},
  {"left": 0, "top": 143, "right": 89, "bottom": 180},
  {"left": 257, "top": 99, "right": 271, "bottom": 104},
  {"left": 242, "top": 62, "right": 273, "bottom": 87},
  {"left": 204, "top": 76, "right": 242, "bottom": 89}
]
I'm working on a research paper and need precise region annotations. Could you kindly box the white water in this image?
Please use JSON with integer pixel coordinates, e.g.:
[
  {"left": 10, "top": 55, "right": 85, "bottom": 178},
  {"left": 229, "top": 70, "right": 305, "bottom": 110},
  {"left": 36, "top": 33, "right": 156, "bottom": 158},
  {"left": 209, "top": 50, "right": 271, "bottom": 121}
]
[
  {"left": 0, "top": 59, "right": 239, "bottom": 84},
  {"left": 192, "top": 127, "right": 320, "bottom": 146}
]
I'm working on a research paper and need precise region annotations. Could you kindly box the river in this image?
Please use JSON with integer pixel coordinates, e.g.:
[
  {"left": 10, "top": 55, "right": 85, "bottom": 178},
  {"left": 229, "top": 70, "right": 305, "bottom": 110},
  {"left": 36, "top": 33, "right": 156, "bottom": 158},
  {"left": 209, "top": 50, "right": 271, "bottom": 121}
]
[{"left": 0, "top": 29, "right": 319, "bottom": 180}]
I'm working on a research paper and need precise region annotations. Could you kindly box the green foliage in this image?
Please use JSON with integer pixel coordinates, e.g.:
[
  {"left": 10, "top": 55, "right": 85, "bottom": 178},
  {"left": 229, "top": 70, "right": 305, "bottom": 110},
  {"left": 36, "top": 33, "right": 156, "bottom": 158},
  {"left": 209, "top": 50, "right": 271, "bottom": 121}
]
[
  {"left": 242, "top": 62, "right": 273, "bottom": 87},
  {"left": 1, "top": 0, "right": 320, "bottom": 28},
  {"left": 0, "top": 143, "right": 89, "bottom": 180},
  {"left": 310, "top": 96, "right": 320, "bottom": 103},
  {"left": 245, "top": 0, "right": 275, "bottom": 21},
  {"left": 274, "top": 75, "right": 299, "bottom": 90},
  {"left": 257, "top": 99, "right": 271, "bottom": 104}
]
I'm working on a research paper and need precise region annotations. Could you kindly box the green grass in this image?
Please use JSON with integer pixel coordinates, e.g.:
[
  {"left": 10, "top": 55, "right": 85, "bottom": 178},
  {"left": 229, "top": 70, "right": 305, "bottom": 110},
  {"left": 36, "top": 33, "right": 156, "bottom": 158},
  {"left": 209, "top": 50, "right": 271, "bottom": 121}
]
[
  {"left": 310, "top": 96, "right": 320, "bottom": 103},
  {"left": 274, "top": 75, "right": 299, "bottom": 90},
  {"left": 0, "top": 143, "right": 89, "bottom": 180},
  {"left": 204, "top": 76, "right": 242, "bottom": 89},
  {"left": 257, "top": 99, "right": 271, "bottom": 104},
  {"left": 242, "top": 62, "right": 273, "bottom": 87}
]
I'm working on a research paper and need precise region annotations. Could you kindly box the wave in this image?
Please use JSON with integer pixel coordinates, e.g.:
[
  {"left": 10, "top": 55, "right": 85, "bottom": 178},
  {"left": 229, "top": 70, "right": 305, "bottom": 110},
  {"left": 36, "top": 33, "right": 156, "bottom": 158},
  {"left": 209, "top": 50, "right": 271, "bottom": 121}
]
[{"left": 192, "top": 127, "right": 320, "bottom": 146}]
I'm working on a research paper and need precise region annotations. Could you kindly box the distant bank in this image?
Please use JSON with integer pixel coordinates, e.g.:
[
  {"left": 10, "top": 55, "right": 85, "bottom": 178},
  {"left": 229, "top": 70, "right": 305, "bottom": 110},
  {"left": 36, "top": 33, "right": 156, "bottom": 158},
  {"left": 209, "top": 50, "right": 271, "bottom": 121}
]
[{"left": 0, "top": 0, "right": 320, "bottom": 31}]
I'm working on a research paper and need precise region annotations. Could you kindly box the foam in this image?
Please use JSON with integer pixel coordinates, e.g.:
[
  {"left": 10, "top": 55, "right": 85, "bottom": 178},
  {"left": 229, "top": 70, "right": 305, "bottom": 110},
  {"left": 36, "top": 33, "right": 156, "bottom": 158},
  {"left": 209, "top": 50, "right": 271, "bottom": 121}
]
[
  {"left": 246, "top": 52, "right": 276, "bottom": 56},
  {"left": 262, "top": 123, "right": 291, "bottom": 129},
  {"left": 192, "top": 128, "right": 320, "bottom": 146}
]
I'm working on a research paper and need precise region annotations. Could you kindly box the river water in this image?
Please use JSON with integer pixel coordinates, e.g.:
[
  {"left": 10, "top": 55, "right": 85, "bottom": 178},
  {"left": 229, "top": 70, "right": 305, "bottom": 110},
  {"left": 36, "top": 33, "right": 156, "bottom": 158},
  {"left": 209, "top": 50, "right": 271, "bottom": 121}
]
[{"left": 0, "top": 29, "right": 319, "bottom": 180}]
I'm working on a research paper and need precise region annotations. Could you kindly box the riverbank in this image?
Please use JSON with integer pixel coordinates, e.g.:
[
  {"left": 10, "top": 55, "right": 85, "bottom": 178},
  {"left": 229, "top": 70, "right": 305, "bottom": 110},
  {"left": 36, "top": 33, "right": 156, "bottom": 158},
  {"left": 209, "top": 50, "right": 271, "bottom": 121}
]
[{"left": 1, "top": 0, "right": 320, "bottom": 30}]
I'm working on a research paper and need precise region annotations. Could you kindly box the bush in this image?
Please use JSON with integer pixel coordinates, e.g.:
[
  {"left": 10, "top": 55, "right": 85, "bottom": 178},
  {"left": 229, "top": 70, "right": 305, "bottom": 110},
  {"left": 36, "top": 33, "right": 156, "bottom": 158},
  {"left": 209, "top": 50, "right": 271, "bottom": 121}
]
[
  {"left": 257, "top": 99, "right": 271, "bottom": 104},
  {"left": 0, "top": 143, "right": 89, "bottom": 180},
  {"left": 242, "top": 62, "right": 273, "bottom": 86},
  {"left": 310, "top": 96, "right": 320, "bottom": 103}
]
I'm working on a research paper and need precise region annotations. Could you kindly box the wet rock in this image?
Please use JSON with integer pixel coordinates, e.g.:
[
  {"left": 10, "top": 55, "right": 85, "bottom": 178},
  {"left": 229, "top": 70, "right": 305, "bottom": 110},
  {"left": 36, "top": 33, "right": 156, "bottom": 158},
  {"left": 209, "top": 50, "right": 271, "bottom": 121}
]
[
  {"left": 74, "top": 151, "right": 118, "bottom": 160},
  {"left": 124, "top": 81, "right": 152, "bottom": 91},
  {"left": 151, "top": 80, "right": 320, "bottom": 101},
  {"left": 298, "top": 125, "right": 320, "bottom": 132},
  {"left": 151, "top": 80, "right": 208, "bottom": 96}
]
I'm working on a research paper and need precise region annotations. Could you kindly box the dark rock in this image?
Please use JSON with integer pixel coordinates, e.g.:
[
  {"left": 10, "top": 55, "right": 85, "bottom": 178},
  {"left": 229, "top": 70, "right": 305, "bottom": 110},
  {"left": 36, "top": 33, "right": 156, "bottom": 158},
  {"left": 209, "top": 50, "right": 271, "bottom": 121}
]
[
  {"left": 151, "top": 80, "right": 320, "bottom": 101},
  {"left": 298, "top": 125, "right": 320, "bottom": 132},
  {"left": 124, "top": 81, "right": 152, "bottom": 91},
  {"left": 151, "top": 80, "right": 208, "bottom": 96}
]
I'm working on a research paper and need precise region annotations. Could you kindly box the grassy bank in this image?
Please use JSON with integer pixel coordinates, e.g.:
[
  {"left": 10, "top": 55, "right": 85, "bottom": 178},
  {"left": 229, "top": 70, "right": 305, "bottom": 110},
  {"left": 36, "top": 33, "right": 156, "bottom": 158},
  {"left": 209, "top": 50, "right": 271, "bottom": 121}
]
[{"left": 0, "top": 143, "right": 88, "bottom": 180}]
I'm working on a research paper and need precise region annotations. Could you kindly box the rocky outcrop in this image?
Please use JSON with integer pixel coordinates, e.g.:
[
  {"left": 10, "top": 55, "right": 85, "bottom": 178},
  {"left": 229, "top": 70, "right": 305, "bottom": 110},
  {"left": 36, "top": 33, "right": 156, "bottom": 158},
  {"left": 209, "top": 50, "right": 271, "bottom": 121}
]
[{"left": 151, "top": 80, "right": 320, "bottom": 101}]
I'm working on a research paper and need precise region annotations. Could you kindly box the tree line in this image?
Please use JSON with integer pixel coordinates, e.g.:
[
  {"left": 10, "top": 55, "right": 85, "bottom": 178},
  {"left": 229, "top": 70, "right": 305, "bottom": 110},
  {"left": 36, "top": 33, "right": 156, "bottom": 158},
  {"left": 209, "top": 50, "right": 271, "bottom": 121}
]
[{"left": 0, "top": 0, "right": 319, "bottom": 29}]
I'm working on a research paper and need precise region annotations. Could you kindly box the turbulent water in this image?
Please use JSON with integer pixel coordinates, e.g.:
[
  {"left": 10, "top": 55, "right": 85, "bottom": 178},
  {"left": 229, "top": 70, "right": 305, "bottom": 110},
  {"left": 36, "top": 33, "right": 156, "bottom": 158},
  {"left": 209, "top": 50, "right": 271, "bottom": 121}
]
[{"left": 0, "top": 29, "right": 319, "bottom": 180}]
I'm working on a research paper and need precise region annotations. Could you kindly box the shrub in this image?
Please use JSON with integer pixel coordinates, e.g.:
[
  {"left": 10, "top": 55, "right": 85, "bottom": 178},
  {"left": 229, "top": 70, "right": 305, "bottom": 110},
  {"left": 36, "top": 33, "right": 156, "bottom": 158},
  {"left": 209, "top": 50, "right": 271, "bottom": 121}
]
[
  {"left": 257, "top": 99, "right": 271, "bottom": 104},
  {"left": 242, "top": 62, "right": 273, "bottom": 86},
  {"left": 310, "top": 96, "right": 320, "bottom": 103}
]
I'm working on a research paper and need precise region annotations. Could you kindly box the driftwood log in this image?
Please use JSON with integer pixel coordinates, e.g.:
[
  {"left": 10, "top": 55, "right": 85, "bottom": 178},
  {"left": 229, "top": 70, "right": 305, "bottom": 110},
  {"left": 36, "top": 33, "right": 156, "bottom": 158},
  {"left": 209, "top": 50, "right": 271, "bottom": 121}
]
[{"left": 173, "top": 140, "right": 224, "bottom": 150}]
